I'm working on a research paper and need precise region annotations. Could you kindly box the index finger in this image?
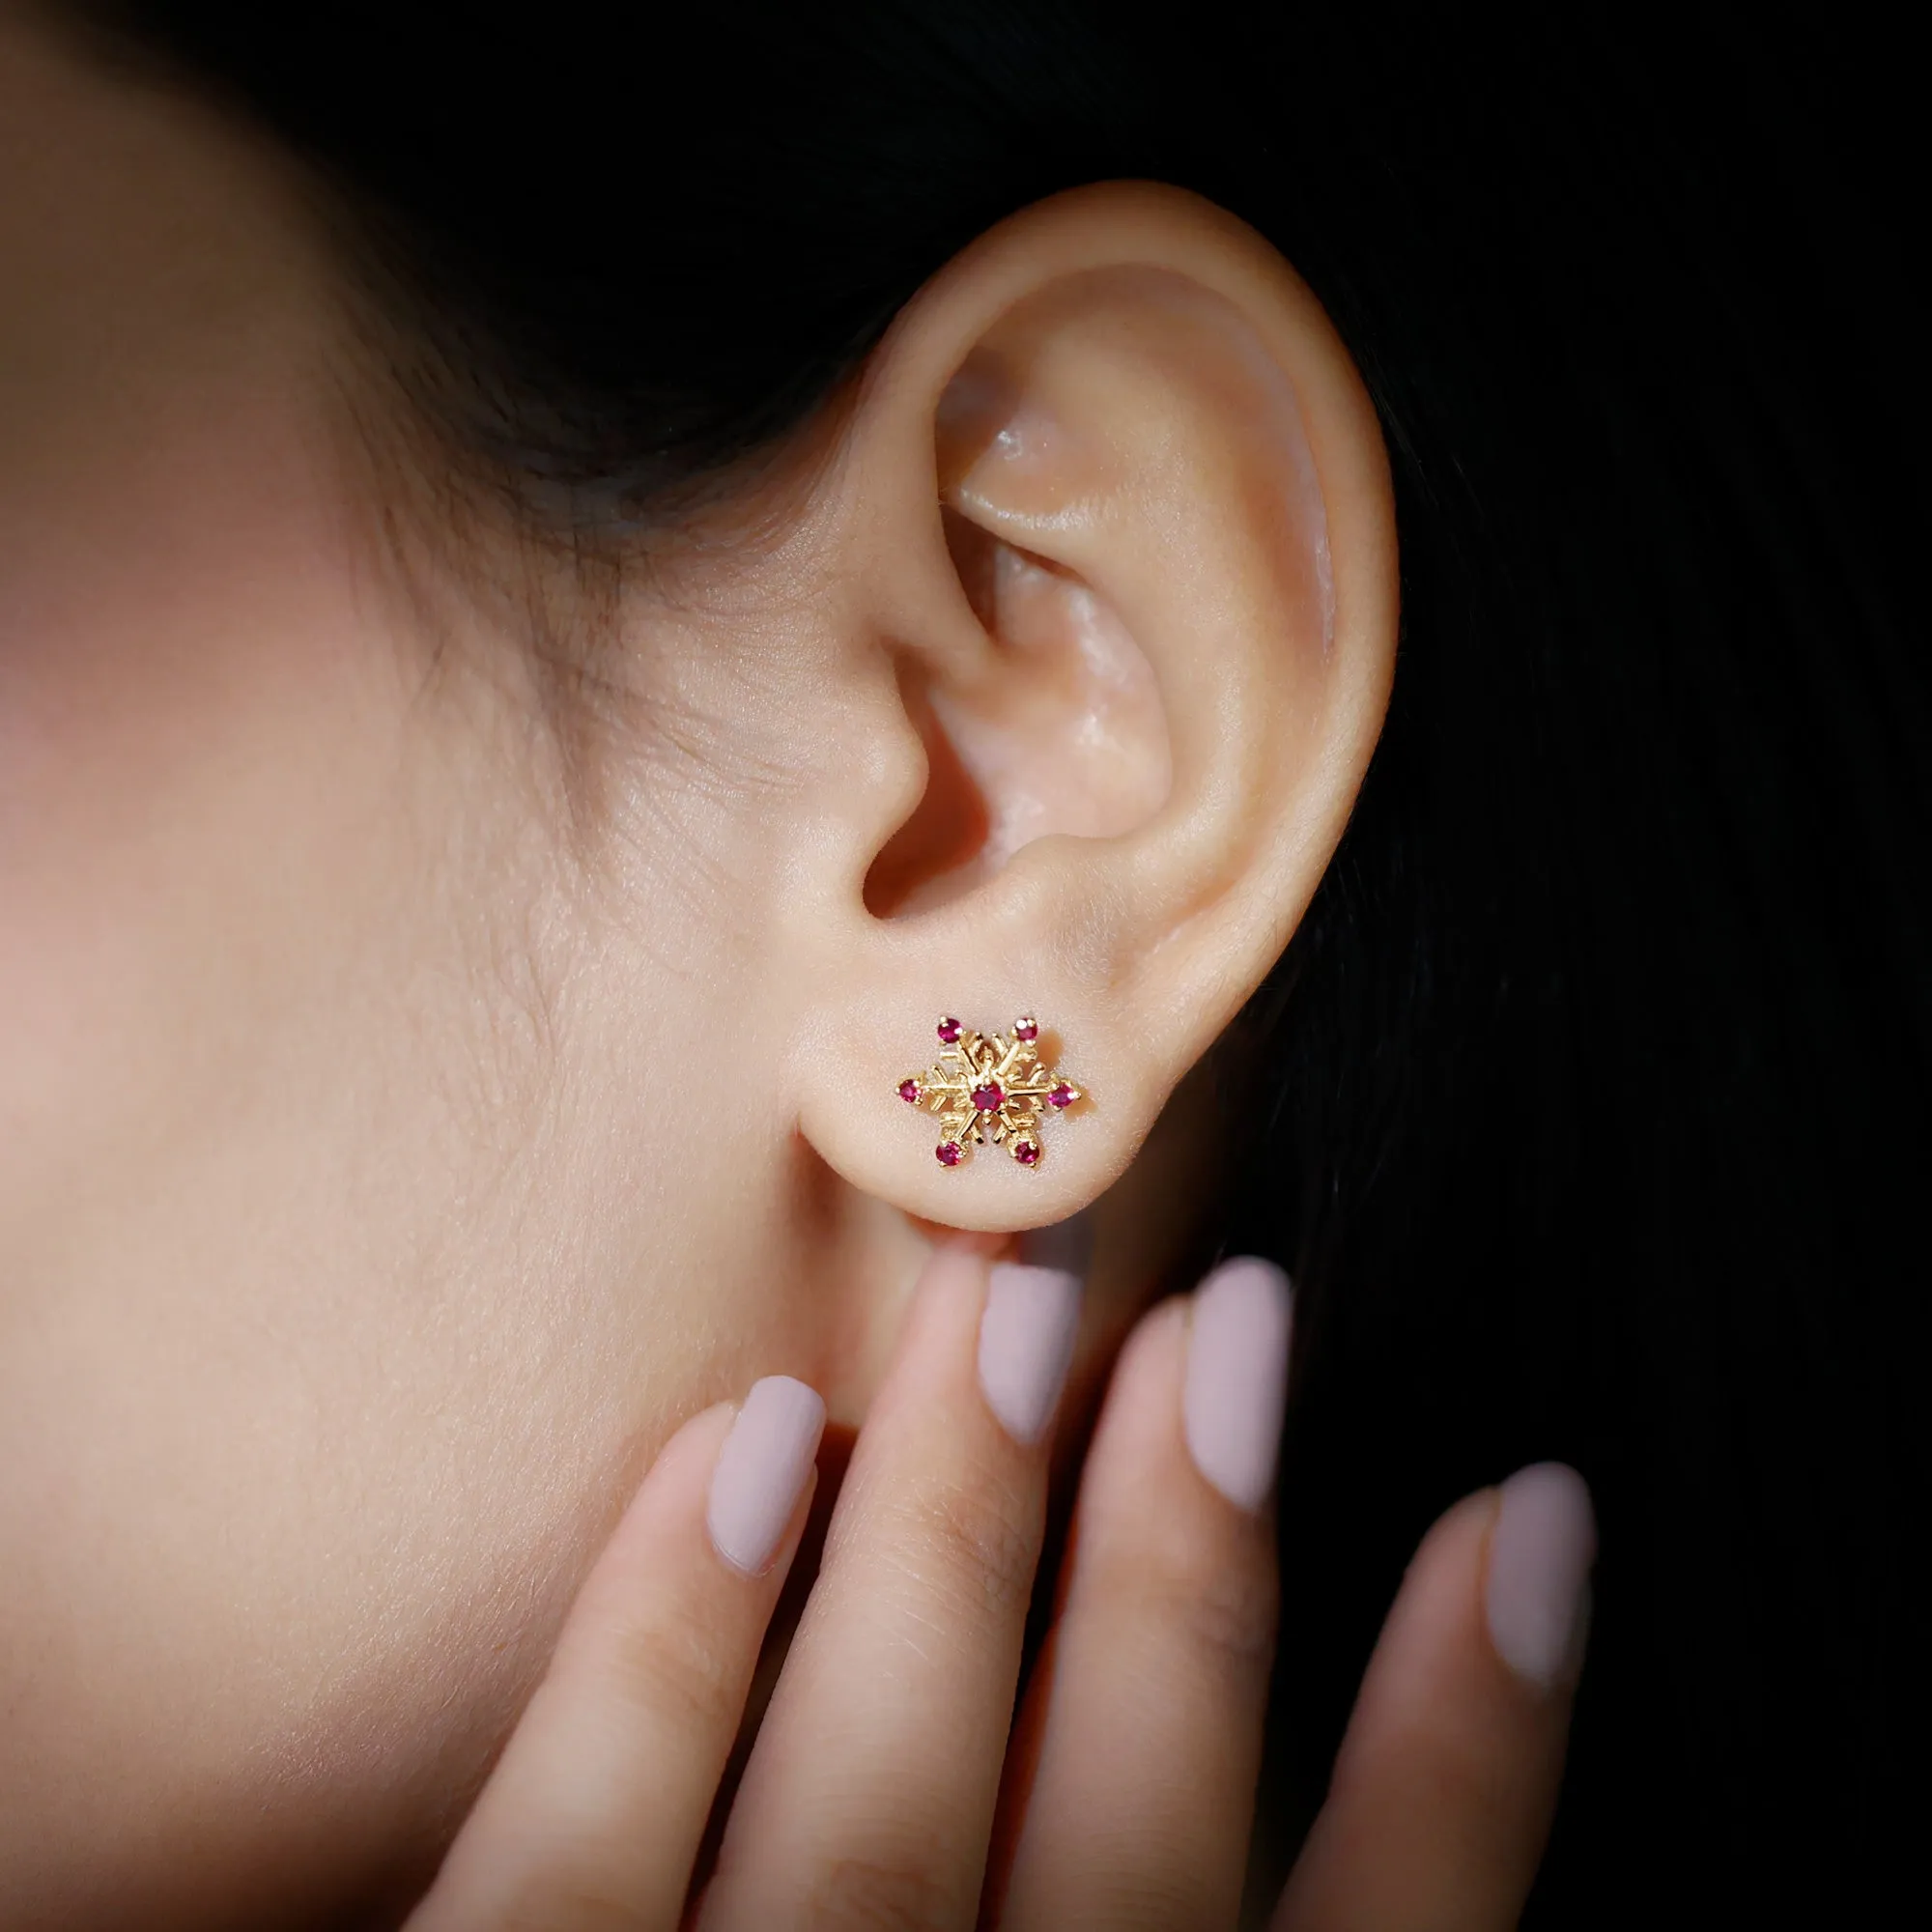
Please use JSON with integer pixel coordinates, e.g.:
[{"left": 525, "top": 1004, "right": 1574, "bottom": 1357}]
[{"left": 408, "top": 1378, "right": 825, "bottom": 1932}]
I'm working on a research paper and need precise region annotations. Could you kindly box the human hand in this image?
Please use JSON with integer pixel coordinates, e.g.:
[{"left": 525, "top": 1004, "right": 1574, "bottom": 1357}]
[{"left": 406, "top": 1246, "right": 1595, "bottom": 1931}]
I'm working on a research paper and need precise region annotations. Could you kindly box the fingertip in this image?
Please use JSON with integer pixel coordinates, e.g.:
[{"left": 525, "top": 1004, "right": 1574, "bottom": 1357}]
[
  {"left": 1182, "top": 1257, "right": 1293, "bottom": 1514},
  {"left": 1485, "top": 1463, "right": 1597, "bottom": 1692},
  {"left": 1273, "top": 1477, "right": 1584, "bottom": 1932},
  {"left": 706, "top": 1376, "right": 827, "bottom": 1577},
  {"left": 1082, "top": 1293, "right": 1192, "bottom": 1441},
  {"left": 980, "top": 1262, "right": 1082, "bottom": 1445},
  {"left": 1122, "top": 1289, "right": 1193, "bottom": 1361}
]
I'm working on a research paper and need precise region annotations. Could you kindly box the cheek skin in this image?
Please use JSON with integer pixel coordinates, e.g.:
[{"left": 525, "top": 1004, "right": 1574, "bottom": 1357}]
[
  {"left": 0, "top": 390, "right": 524, "bottom": 1913},
  {"left": 0, "top": 365, "right": 825, "bottom": 1922},
  {"left": 0, "top": 23, "right": 860, "bottom": 1922}
]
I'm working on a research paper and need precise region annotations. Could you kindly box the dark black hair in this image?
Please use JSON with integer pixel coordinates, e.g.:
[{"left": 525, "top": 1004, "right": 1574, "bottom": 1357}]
[{"left": 86, "top": 4, "right": 1929, "bottom": 1922}]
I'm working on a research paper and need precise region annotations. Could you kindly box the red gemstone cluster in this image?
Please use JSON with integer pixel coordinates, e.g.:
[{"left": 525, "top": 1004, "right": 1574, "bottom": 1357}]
[{"left": 898, "top": 1014, "right": 1083, "bottom": 1169}]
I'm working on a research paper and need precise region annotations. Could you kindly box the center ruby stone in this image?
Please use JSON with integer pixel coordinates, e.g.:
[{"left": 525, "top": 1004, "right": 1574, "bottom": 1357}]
[{"left": 971, "top": 1082, "right": 1004, "bottom": 1113}]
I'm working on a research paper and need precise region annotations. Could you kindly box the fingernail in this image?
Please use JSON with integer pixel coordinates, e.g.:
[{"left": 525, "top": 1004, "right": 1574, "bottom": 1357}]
[
  {"left": 1183, "top": 1257, "right": 1293, "bottom": 1512},
  {"left": 1485, "top": 1463, "right": 1597, "bottom": 1690},
  {"left": 707, "top": 1376, "right": 826, "bottom": 1577},
  {"left": 979, "top": 1261, "right": 1083, "bottom": 1445}
]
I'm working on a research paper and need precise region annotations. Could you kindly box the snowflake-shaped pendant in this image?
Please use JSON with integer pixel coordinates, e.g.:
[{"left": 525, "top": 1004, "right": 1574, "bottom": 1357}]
[{"left": 897, "top": 1015, "right": 1084, "bottom": 1169}]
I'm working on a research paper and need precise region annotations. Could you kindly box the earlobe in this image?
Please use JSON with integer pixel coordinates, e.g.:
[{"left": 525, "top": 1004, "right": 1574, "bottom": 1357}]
[{"left": 786, "top": 185, "right": 1397, "bottom": 1230}]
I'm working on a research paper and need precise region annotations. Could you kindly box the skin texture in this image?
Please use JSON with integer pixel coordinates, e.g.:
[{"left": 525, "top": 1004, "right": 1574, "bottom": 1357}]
[{"left": 0, "top": 8, "right": 1398, "bottom": 1925}]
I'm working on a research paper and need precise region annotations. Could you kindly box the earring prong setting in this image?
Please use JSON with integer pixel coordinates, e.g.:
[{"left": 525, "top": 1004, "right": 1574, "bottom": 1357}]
[{"left": 899, "top": 1015, "right": 1084, "bottom": 1169}]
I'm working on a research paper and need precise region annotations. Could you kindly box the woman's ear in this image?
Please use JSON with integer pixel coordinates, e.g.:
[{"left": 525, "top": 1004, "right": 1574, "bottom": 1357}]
[{"left": 779, "top": 183, "right": 1397, "bottom": 1230}]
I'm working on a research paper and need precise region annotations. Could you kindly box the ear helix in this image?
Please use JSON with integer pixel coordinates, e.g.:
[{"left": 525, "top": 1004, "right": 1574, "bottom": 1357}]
[{"left": 896, "top": 1013, "right": 1085, "bottom": 1171}]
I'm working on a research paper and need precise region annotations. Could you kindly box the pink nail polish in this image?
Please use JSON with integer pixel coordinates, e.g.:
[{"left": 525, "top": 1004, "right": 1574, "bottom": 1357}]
[
  {"left": 706, "top": 1377, "right": 826, "bottom": 1577},
  {"left": 1183, "top": 1258, "right": 1293, "bottom": 1512},
  {"left": 979, "top": 1262, "right": 1082, "bottom": 1445},
  {"left": 1485, "top": 1463, "right": 1597, "bottom": 1690}
]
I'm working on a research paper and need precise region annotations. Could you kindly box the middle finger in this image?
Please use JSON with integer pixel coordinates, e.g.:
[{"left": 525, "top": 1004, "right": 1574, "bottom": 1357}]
[{"left": 698, "top": 1240, "right": 1081, "bottom": 1929}]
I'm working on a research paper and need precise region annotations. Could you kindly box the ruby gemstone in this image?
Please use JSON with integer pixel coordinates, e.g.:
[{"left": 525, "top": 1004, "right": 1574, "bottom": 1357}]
[
  {"left": 1013, "top": 1016, "right": 1038, "bottom": 1041},
  {"left": 1048, "top": 1082, "right": 1076, "bottom": 1109},
  {"left": 1014, "top": 1140, "right": 1041, "bottom": 1166},
  {"left": 935, "top": 1141, "right": 963, "bottom": 1166},
  {"left": 897, "top": 1079, "right": 920, "bottom": 1104},
  {"left": 936, "top": 1016, "right": 962, "bottom": 1043},
  {"left": 971, "top": 1081, "right": 1004, "bottom": 1113}
]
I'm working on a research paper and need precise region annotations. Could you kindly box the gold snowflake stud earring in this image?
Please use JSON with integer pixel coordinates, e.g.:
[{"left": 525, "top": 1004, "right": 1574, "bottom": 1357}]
[{"left": 897, "top": 1015, "right": 1084, "bottom": 1169}]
